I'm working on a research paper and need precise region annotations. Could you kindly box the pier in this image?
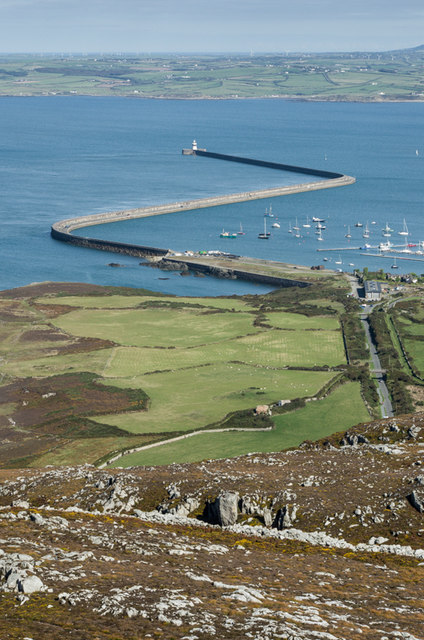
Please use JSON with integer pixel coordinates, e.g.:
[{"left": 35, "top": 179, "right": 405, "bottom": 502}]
[{"left": 51, "top": 146, "right": 355, "bottom": 286}]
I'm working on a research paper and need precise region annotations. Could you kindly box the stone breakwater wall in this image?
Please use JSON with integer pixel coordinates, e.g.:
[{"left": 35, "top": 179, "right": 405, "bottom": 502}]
[{"left": 51, "top": 151, "right": 355, "bottom": 281}]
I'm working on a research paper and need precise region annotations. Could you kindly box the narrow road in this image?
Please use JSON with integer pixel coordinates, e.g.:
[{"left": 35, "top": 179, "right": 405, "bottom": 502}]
[
  {"left": 360, "top": 312, "right": 394, "bottom": 418},
  {"left": 346, "top": 274, "right": 393, "bottom": 418}
]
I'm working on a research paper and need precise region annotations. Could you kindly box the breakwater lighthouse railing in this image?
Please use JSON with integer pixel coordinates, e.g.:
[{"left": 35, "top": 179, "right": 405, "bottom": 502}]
[{"left": 51, "top": 145, "right": 355, "bottom": 278}]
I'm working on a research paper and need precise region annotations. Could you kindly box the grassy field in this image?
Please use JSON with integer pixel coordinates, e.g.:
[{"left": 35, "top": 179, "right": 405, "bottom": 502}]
[
  {"left": 109, "top": 382, "right": 368, "bottom": 467},
  {"left": 35, "top": 294, "right": 250, "bottom": 311},
  {"left": 0, "top": 281, "right": 374, "bottom": 467},
  {"left": 392, "top": 301, "right": 424, "bottom": 377},
  {"left": 94, "top": 364, "right": 334, "bottom": 434},
  {"left": 51, "top": 307, "right": 258, "bottom": 348}
]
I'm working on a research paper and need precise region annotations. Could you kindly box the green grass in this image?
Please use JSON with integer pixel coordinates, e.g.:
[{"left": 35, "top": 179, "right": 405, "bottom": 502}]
[
  {"left": 36, "top": 294, "right": 251, "bottom": 311},
  {"left": 404, "top": 338, "right": 424, "bottom": 377},
  {"left": 264, "top": 311, "right": 340, "bottom": 331},
  {"left": 110, "top": 382, "right": 369, "bottom": 467},
  {"left": 94, "top": 364, "right": 335, "bottom": 434},
  {"left": 51, "top": 307, "right": 258, "bottom": 348}
]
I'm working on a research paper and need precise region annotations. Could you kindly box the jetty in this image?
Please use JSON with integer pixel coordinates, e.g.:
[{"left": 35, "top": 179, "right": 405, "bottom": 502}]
[{"left": 51, "top": 144, "right": 356, "bottom": 286}]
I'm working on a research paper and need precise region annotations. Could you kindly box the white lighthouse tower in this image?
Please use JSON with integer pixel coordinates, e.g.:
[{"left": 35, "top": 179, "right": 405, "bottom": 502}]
[{"left": 192, "top": 139, "right": 198, "bottom": 151}]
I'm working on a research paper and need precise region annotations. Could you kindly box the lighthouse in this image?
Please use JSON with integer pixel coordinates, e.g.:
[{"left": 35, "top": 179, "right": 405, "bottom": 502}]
[{"left": 182, "top": 140, "right": 206, "bottom": 155}]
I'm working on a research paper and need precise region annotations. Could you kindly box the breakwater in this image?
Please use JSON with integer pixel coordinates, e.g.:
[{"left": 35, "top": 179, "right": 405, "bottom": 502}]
[{"left": 51, "top": 149, "right": 355, "bottom": 286}]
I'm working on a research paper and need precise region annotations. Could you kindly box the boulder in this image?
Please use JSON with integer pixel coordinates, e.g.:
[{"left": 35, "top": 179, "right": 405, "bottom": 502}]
[
  {"left": 204, "top": 491, "right": 239, "bottom": 527},
  {"left": 18, "top": 575, "right": 43, "bottom": 594},
  {"left": 407, "top": 490, "right": 424, "bottom": 513}
]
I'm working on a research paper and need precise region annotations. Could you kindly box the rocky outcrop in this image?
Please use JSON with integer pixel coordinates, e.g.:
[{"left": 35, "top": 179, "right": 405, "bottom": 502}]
[{"left": 204, "top": 491, "right": 239, "bottom": 526}]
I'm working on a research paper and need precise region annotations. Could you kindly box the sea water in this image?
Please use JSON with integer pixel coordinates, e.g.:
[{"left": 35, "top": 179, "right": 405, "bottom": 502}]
[{"left": 0, "top": 97, "right": 423, "bottom": 295}]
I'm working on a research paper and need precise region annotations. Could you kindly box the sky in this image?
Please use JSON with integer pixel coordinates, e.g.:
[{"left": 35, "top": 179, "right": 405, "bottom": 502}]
[{"left": 0, "top": 0, "right": 422, "bottom": 54}]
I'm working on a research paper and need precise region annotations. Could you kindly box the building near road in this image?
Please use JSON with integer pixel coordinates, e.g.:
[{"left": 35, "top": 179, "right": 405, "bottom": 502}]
[{"left": 364, "top": 280, "right": 382, "bottom": 301}]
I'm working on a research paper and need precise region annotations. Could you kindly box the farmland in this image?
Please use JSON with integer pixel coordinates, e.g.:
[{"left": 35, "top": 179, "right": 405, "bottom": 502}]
[
  {"left": 0, "top": 279, "right": 373, "bottom": 467},
  {"left": 0, "top": 46, "right": 423, "bottom": 101}
]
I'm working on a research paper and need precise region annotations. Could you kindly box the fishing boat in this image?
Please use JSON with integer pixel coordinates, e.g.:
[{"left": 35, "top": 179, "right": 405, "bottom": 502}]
[
  {"left": 344, "top": 225, "right": 352, "bottom": 239},
  {"left": 398, "top": 219, "right": 409, "bottom": 236},
  {"left": 264, "top": 206, "right": 274, "bottom": 218},
  {"left": 258, "top": 216, "right": 271, "bottom": 239},
  {"left": 237, "top": 223, "right": 245, "bottom": 235},
  {"left": 220, "top": 229, "right": 237, "bottom": 239}
]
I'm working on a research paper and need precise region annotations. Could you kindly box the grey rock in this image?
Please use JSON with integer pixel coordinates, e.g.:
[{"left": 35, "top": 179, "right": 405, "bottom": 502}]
[
  {"left": 272, "top": 505, "right": 296, "bottom": 530},
  {"left": 6, "top": 570, "right": 25, "bottom": 590},
  {"left": 30, "top": 512, "right": 45, "bottom": 525},
  {"left": 11, "top": 499, "right": 29, "bottom": 509},
  {"left": 407, "top": 490, "right": 424, "bottom": 513},
  {"left": 263, "top": 507, "right": 273, "bottom": 528},
  {"left": 18, "top": 575, "right": 44, "bottom": 594},
  {"left": 408, "top": 425, "right": 421, "bottom": 439},
  {"left": 204, "top": 491, "right": 239, "bottom": 526}
]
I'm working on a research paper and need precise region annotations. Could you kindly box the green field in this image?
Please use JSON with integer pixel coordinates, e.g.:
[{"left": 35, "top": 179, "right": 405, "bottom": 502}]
[
  {"left": 51, "top": 307, "right": 258, "bottom": 348},
  {"left": 94, "top": 364, "right": 334, "bottom": 434},
  {"left": 36, "top": 294, "right": 250, "bottom": 311},
  {"left": 110, "top": 382, "right": 368, "bottom": 467},
  {"left": 393, "top": 303, "right": 424, "bottom": 377}
]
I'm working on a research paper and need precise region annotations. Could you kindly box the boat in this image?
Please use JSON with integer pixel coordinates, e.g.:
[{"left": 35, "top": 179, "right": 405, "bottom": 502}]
[
  {"left": 312, "top": 217, "right": 326, "bottom": 223},
  {"left": 382, "top": 222, "right": 394, "bottom": 234},
  {"left": 292, "top": 217, "right": 300, "bottom": 231},
  {"left": 272, "top": 220, "right": 280, "bottom": 229},
  {"left": 398, "top": 219, "right": 409, "bottom": 236},
  {"left": 391, "top": 258, "right": 399, "bottom": 269},
  {"left": 316, "top": 229, "right": 324, "bottom": 241},
  {"left": 349, "top": 263, "right": 355, "bottom": 267},
  {"left": 323, "top": 257, "right": 328, "bottom": 261},
  {"left": 362, "top": 222, "right": 370, "bottom": 239},
  {"left": 315, "top": 222, "right": 326, "bottom": 230},
  {"left": 379, "top": 241, "right": 393, "bottom": 251},
  {"left": 288, "top": 222, "right": 292, "bottom": 233},
  {"left": 237, "top": 223, "right": 245, "bottom": 235},
  {"left": 258, "top": 215, "right": 271, "bottom": 239},
  {"left": 302, "top": 217, "right": 311, "bottom": 228},
  {"left": 344, "top": 225, "right": 352, "bottom": 239},
  {"left": 335, "top": 255, "right": 342, "bottom": 265},
  {"left": 264, "top": 206, "right": 274, "bottom": 218},
  {"left": 220, "top": 229, "right": 237, "bottom": 238},
  {"left": 355, "top": 222, "right": 363, "bottom": 227}
]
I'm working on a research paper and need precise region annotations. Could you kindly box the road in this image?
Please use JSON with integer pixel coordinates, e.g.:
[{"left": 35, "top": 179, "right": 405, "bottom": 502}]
[{"left": 345, "top": 274, "right": 393, "bottom": 418}]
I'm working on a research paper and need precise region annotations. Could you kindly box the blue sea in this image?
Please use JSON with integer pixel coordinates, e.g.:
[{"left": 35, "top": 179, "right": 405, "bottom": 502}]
[{"left": 0, "top": 97, "right": 423, "bottom": 296}]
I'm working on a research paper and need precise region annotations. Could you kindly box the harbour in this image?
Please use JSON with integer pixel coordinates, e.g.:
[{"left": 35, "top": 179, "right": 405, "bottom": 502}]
[{"left": 0, "top": 98, "right": 423, "bottom": 294}]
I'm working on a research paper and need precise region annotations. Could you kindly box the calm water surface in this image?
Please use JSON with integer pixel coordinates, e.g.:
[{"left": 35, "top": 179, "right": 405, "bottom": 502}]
[{"left": 0, "top": 98, "right": 423, "bottom": 295}]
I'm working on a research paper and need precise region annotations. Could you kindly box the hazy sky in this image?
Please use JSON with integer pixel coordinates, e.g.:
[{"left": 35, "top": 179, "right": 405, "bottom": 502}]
[{"left": 0, "top": 0, "right": 422, "bottom": 54}]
